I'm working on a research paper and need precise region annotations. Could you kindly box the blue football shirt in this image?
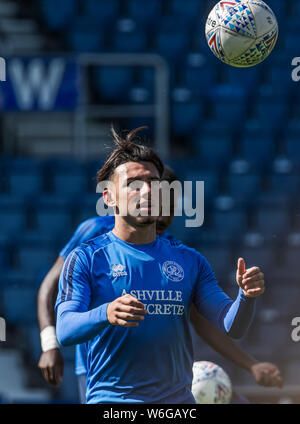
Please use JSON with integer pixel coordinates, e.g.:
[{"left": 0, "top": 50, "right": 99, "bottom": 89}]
[{"left": 55, "top": 230, "right": 248, "bottom": 404}]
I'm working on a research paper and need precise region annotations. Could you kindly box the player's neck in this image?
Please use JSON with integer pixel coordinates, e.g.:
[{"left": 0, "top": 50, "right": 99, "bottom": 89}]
[{"left": 112, "top": 217, "right": 157, "bottom": 245}]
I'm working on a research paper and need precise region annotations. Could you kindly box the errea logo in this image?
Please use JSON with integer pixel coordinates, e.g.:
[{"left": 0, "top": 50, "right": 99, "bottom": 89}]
[{"left": 112, "top": 264, "right": 128, "bottom": 277}]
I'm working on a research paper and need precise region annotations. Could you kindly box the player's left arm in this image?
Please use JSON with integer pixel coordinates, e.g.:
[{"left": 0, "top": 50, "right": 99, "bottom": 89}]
[
  {"left": 190, "top": 306, "right": 283, "bottom": 388},
  {"left": 193, "top": 256, "right": 264, "bottom": 339}
]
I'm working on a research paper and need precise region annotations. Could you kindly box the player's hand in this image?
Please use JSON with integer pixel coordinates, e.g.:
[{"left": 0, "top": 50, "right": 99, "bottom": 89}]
[
  {"left": 250, "top": 362, "right": 283, "bottom": 388},
  {"left": 107, "top": 294, "right": 147, "bottom": 328},
  {"left": 38, "top": 348, "right": 64, "bottom": 387},
  {"left": 236, "top": 258, "right": 265, "bottom": 298}
]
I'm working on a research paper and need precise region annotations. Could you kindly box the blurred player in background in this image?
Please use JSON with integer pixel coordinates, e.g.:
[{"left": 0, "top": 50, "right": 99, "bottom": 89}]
[
  {"left": 38, "top": 140, "right": 281, "bottom": 404},
  {"left": 53, "top": 127, "right": 268, "bottom": 404}
]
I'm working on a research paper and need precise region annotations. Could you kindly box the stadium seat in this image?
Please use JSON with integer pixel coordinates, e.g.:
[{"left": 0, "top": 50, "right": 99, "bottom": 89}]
[
  {"left": 193, "top": 136, "right": 233, "bottom": 167},
  {"left": 238, "top": 246, "right": 275, "bottom": 269},
  {"left": 211, "top": 209, "right": 248, "bottom": 241},
  {"left": 52, "top": 171, "right": 87, "bottom": 197},
  {"left": 17, "top": 245, "right": 56, "bottom": 274},
  {"left": 256, "top": 207, "right": 290, "bottom": 237},
  {"left": 84, "top": 0, "right": 120, "bottom": 24},
  {"left": 211, "top": 99, "right": 246, "bottom": 126},
  {"left": 127, "top": 0, "right": 162, "bottom": 26},
  {"left": 2, "top": 287, "right": 37, "bottom": 324},
  {"left": 0, "top": 208, "right": 26, "bottom": 236},
  {"left": 170, "top": 0, "right": 204, "bottom": 21},
  {"left": 171, "top": 102, "right": 203, "bottom": 136},
  {"left": 40, "top": 0, "right": 76, "bottom": 30},
  {"left": 67, "top": 18, "right": 105, "bottom": 52},
  {"left": 224, "top": 67, "right": 259, "bottom": 90},
  {"left": 156, "top": 31, "right": 189, "bottom": 62},
  {"left": 200, "top": 246, "right": 234, "bottom": 279},
  {"left": 239, "top": 137, "right": 276, "bottom": 167},
  {"left": 7, "top": 172, "right": 43, "bottom": 198},
  {"left": 184, "top": 64, "right": 217, "bottom": 95},
  {"left": 285, "top": 137, "right": 300, "bottom": 164},
  {"left": 269, "top": 171, "right": 300, "bottom": 196},
  {"left": 227, "top": 173, "right": 261, "bottom": 203},
  {"left": 35, "top": 208, "right": 72, "bottom": 238},
  {"left": 113, "top": 23, "right": 147, "bottom": 52},
  {"left": 185, "top": 169, "right": 218, "bottom": 202},
  {"left": 255, "top": 101, "right": 289, "bottom": 130},
  {"left": 94, "top": 67, "right": 134, "bottom": 102}
]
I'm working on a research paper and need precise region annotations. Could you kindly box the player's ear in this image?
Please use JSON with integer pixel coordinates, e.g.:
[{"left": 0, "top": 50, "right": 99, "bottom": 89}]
[{"left": 103, "top": 188, "right": 116, "bottom": 208}]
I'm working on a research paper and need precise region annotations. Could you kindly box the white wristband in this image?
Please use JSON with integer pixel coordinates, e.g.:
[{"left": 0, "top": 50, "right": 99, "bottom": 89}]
[{"left": 40, "top": 326, "right": 60, "bottom": 352}]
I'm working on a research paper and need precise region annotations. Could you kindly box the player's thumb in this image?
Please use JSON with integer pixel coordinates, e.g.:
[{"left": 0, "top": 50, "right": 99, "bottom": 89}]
[{"left": 237, "top": 257, "right": 246, "bottom": 278}]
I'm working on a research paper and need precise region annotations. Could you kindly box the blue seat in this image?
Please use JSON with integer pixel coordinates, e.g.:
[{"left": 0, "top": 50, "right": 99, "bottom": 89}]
[
  {"left": 224, "top": 67, "right": 259, "bottom": 89},
  {"left": 0, "top": 246, "right": 7, "bottom": 269},
  {"left": 8, "top": 172, "right": 43, "bottom": 197},
  {"left": 284, "top": 247, "right": 300, "bottom": 269},
  {"left": 185, "top": 169, "right": 218, "bottom": 202},
  {"left": 84, "top": 0, "right": 120, "bottom": 23},
  {"left": 238, "top": 246, "right": 275, "bottom": 269},
  {"left": 156, "top": 31, "right": 189, "bottom": 62},
  {"left": 239, "top": 137, "right": 275, "bottom": 166},
  {"left": 18, "top": 245, "right": 55, "bottom": 274},
  {"left": 256, "top": 207, "right": 290, "bottom": 237},
  {"left": 270, "top": 172, "right": 300, "bottom": 195},
  {"left": 267, "top": 66, "right": 293, "bottom": 89},
  {"left": 193, "top": 137, "right": 233, "bottom": 167},
  {"left": 94, "top": 67, "right": 134, "bottom": 101},
  {"left": 67, "top": 18, "right": 105, "bottom": 52},
  {"left": 185, "top": 65, "right": 217, "bottom": 95},
  {"left": 40, "top": 0, "right": 76, "bottom": 30},
  {"left": 171, "top": 102, "right": 203, "bottom": 136},
  {"left": 200, "top": 246, "right": 234, "bottom": 278},
  {"left": 255, "top": 101, "right": 289, "bottom": 129},
  {"left": 285, "top": 138, "right": 300, "bottom": 163},
  {"left": 171, "top": 0, "right": 203, "bottom": 21},
  {"left": 113, "top": 26, "right": 147, "bottom": 52},
  {"left": 212, "top": 100, "right": 246, "bottom": 125},
  {"left": 227, "top": 173, "right": 261, "bottom": 202},
  {"left": 53, "top": 172, "right": 87, "bottom": 197},
  {"left": 3, "top": 287, "right": 37, "bottom": 324},
  {"left": 35, "top": 208, "right": 72, "bottom": 238},
  {"left": 212, "top": 209, "right": 248, "bottom": 240},
  {"left": 0, "top": 208, "right": 26, "bottom": 236},
  {"left": 128, "top": 0, "right": 162, "bottom": 25}
]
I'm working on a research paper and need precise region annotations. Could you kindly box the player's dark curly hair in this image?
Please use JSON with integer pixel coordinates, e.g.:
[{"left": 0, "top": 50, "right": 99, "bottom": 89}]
[{"left": 97, "top": 126, "right": 164, "bottom": 184}]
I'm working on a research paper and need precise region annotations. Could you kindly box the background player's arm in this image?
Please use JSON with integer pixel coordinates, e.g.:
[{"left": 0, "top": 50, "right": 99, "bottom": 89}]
[
  {"left": 190, "top": 305, "right": 283, "bottom": 388},
  {"left": 37, "top": 257, "right": 64, "bottom": 387}
]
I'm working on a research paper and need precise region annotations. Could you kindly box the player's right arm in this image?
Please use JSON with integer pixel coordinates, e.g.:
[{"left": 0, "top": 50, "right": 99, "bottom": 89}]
[
  {"left": 37, "top": 257, "right": 64, "bottom": 387},
  {"left": 55, "top": 249, "right": 147, "bottom": 346},
  {"left": 37, "top": 218, "right": 101, "bottom": 386}
]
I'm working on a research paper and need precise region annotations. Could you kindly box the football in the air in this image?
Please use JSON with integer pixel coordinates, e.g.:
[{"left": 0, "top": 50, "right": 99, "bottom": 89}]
[
  {"left": 205, "top": 0, "right": 278, "bottom": 67},
  {"left": 191, "top": 361, "right": 232, "bottom": 404}
]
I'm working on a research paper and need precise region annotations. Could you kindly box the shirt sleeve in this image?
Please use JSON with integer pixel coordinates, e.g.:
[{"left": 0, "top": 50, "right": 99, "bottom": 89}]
[
  {"left": 55, "top": 248, "right": 110, "bottom": 346},
  {"left": 193, "top": 254, "right": 256, "bottom": 339},
  {"left": 59, "top": 219, "right": 98, "bottom": 260}
]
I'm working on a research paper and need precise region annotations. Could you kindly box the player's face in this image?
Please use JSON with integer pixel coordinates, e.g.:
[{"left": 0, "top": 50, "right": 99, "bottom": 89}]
[{"left": 113, "top": 161, "right": 161, "bottom": 227}]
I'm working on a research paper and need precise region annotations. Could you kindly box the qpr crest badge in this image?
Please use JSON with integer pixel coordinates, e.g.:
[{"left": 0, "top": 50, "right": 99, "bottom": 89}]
[{"left": 161, "top": 261, "right": 184, "bottom": 282}]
